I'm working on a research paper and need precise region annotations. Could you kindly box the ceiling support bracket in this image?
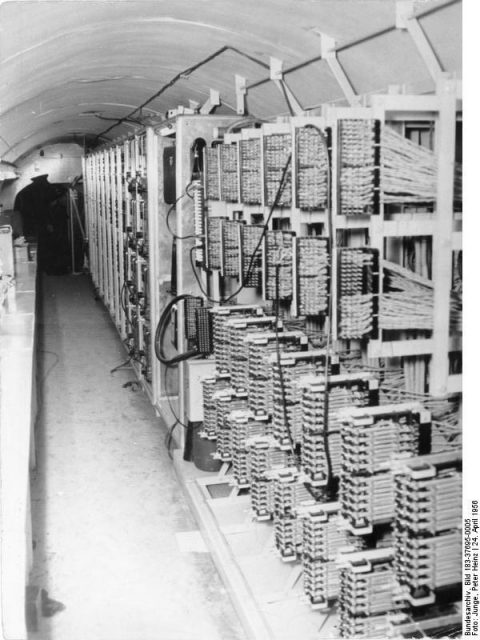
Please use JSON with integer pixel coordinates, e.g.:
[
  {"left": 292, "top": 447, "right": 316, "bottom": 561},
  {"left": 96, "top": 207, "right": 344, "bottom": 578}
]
[
  {"left": 270, "top": 57, "right": 305, "bottom": 116},
  {"left": 319, "top": 34, "right": 360, "bottom": 107},
  {"left": 188, "top": 100, "right": 200, "bottom": 113},
  {"left": 200, "top": 89, "right": 221, "bottom": 115},
  {"left": 396, "top": 0, "right": 443, "bottom": 82},
  {"left": 235, "top": 75, "right": 247, "bottom": 115}
]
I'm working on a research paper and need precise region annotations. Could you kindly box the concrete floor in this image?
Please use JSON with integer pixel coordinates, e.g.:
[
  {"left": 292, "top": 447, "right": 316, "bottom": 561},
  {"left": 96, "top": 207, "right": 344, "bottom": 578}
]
[{"left": 29, "top": 274, "right": 246, "bottom": 640}]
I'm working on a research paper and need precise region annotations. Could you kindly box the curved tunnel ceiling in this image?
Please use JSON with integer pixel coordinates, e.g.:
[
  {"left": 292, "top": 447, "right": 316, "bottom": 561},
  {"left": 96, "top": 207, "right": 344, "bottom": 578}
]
[{"left": 0, "top": 0, "right": 461, "bottom": 164}]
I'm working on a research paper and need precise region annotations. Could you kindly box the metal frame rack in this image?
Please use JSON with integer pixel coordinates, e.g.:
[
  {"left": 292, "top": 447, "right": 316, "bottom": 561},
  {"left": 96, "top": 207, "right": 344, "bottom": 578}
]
[
  {"left": 189, "top": 80, "right": 462, "bottom": 639},
  {"left": 83, "top": 115, "right": 240, "bottom": 431},
  {"left": 83, "top": 75, "right": 462, "bottom": 639}
]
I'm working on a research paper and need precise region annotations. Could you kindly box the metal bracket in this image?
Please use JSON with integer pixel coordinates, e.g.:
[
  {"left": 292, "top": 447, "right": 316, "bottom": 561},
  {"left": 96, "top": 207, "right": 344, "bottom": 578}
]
[
  {"left": 200, "top": 89, "right": 221, "bottom": 115},
  {"left": 235, "top": 74, "right": 247, "bottom": 115},
  {"left": 269, "top": 57, "right": 305, "bottom": 116},
  {"left": 396, "top": 0, "right": 443, "bottom": 81},
  {"left": 319, "top": 33, "right": 360, "bottom": 107},
  {"left": 188, "top": 99, "right": 200, "bottom": 113}
]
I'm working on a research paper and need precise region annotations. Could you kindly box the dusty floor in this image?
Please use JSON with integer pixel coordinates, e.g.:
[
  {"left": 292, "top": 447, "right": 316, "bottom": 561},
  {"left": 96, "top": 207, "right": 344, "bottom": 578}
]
[{"left": 29, "top": 274, "right": 246, "bottom": 640}]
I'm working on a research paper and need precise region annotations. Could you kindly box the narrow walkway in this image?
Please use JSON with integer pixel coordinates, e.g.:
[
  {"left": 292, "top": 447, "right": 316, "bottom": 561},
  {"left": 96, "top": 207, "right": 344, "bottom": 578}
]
[{"left": 30, "top": 274, "right": 246, "bottom": 640}]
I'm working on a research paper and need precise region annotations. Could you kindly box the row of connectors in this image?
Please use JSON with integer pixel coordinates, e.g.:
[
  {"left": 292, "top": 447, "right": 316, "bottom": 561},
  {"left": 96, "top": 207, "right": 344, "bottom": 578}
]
[
  {"left": 300, "top": 502, "right": 363, "bottom": 608},
  {"left": 230, "top": 411, "right": 270, "bottom": 487},
  {"left": 338, "top": 548, "right": 404, "bottom": 638},
  {"left": 271, "top": 349, "right": 334, "bottom": 446},
  {"left": 247, "top": 436, "right": 294, "bottom": 520},
  {"left": 214, "top": 388, "right": 249, "bottom": 462},
  {"left": 339, "top": 403, "right": 430, "bottom": 534},
  {"left": 392, "top": 452, "right": 462, "bottom": 607},
  {"left": 200, "top": 372, "right": 231, "bottom": 440},
  {"left": 300, "top": 373, "right": 376, "bottom": 485}
]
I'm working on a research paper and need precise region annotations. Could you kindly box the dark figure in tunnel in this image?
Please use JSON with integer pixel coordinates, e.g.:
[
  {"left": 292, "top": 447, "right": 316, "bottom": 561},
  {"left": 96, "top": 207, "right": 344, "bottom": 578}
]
[{"left": 14, "top": 174, "right": 69, "bottom": 274}]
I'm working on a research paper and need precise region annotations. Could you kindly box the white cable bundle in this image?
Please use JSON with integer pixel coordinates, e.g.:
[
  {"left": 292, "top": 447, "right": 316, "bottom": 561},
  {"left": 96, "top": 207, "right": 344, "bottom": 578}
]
[
  {"left": 380, "top": 262, "right": 462, "bottom": 332},
  {"left": 381, "top": 126, "right": 437, "bottom": 203}
]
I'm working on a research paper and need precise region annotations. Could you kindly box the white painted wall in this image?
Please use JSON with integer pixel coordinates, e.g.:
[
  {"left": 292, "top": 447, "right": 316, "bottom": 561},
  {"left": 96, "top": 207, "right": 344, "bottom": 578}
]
[{"left": 0, "top": 143, "right": 83, "bottom": 210}]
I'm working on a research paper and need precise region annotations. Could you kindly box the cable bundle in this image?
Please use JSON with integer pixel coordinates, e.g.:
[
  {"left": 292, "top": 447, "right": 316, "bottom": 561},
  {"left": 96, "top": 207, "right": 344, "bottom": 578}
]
[
  {"left": 206, "top": 216, "right": 226, "bottom": 270},
  {"left": 338, "top": 248, "right": 377, "bottom": 339},
  {"left": 240, "top": 138, "right": 262, "bottom": 204},
  {"left": 380, "top": 261, "right": 463, "bottom": 332},
  {"left": 220, "top": 143, "right": 239, "bottom": 202},
  {"left": 201, "top": 373, "right": 231, "bottom": 439},
  {"left": 265, "top": 230, "right": 294, "bottom": 300},
  {"left": 240, "top": 224, "right": 263, "bottom": 287},
  {"left": 264, "top": 134, "right": 292, "bottom": 207},
  {"left": 296, "top": 237, "right": 330, "bottom": 316},
  {"left": 430, "top": 420, "right": 462, "bottom": 453},
  {"left": 295, "top": 126, "right": 329, "bottom": 210},
  {"left": 230, "top": 411, "right": 270, "bottom": 487},
  {"left": 339, "top": 119, "right": 376, "bottom": 216},
  {"left": 381, "top": 125, "right": 437, "bottom": 204},
  {"left": 205, "top": 146, "right": 220, "bottom": 200}
]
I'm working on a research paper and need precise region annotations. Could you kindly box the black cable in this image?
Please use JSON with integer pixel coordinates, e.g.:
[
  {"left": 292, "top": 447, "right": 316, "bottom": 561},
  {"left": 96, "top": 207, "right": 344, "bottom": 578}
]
[
  {"left": 273, "top": 265, "right": 298, "bottom": 462},
  {"left": 154, "top": 294, "right": 199, "bottom": 365},
  {"left": 165, "top": 187, "right": 201, "bottom": 241},
  {"left": 164, "top": 421, "right": 178, "bottom": 460},
  {"left": 110, "top": 356, "right": 133, "bottom": 374},
  {"left": 315, "top": 124, "right": 336, "bottom": 497},
  {"left": 93, "top": 45, "right": 269, "bottom": 144},
  {"left": 189, "top": 153, "right": 292, "bottom": 304},
  {"left": 163, "top": 362, "right": 189, "bottom": 430}
]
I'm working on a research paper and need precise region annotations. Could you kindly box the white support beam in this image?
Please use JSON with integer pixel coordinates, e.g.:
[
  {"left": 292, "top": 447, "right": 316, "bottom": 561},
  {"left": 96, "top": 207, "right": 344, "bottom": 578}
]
[
  {"left": 396, "top": 0, "right": 443, "bottom": 82},
  {"left": 269, "top": 56, "right": 283, "bottom": 81},
  {"left": 430, "top": 75, "right": 457, "bottom": 397},
  {"left": 320, "top": 33, "right": 360, "bottom": 107},
  {"left": 235, "top": 74, "right": 247, "bottom": 115},
  {"left": 200, "top": 89, "right": 221, "bottom": 115},
  {"left": 269, "top": 57, "right": 305, "bottom": 116}
]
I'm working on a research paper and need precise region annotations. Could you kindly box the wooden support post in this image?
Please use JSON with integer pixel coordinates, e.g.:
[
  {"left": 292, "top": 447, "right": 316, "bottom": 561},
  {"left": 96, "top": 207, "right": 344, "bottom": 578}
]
[{"left": 430, "top": 76, "right": 457, "bottom": 396}]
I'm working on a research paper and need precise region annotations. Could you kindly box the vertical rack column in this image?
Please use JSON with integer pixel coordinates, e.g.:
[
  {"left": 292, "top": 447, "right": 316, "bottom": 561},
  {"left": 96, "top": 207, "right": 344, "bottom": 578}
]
[
  {"left": 146, "top": 127, "right": 160, "bottom": 405},
  {"left": 430, "top": 76, "right": 457, "bottom": 397},
  {"left": 115, "top": 144, "right": 125, "bottom": 336}
]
